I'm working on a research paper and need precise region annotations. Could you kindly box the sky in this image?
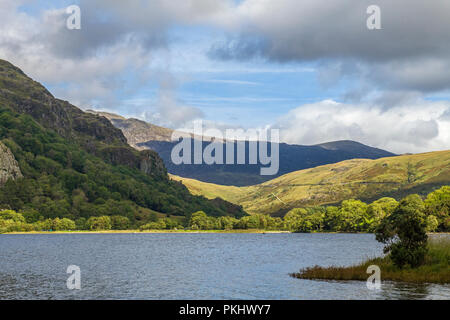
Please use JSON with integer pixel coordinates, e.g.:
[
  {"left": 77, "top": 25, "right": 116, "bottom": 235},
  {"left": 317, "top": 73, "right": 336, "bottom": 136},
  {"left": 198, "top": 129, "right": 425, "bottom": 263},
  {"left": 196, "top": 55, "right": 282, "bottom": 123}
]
[{"left": 1, "top": 0, "right": 450, "bottom": 154}]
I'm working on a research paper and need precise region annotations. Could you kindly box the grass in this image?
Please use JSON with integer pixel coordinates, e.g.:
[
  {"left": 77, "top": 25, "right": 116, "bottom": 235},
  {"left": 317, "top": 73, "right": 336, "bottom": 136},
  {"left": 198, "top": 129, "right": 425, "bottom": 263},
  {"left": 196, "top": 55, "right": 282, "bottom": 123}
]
[{"left": 291, "top": 238, "right": 450, "bottom": 284}]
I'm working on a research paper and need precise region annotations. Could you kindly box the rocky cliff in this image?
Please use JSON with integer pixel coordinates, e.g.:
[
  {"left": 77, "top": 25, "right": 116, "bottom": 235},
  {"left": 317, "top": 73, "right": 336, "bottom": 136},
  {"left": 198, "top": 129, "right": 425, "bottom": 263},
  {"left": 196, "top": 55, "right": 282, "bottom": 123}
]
[{"left": 0, "top": 141, "right": 22, "bottom": 185}]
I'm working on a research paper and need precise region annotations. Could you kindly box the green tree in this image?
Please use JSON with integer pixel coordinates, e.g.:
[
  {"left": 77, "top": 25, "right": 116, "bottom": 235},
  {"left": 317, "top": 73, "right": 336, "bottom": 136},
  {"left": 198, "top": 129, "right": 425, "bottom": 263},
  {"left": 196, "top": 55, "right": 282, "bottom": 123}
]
[
  {"left": 53, "top": 218, "right": 76, "bottom": 231},
  {"left": 284, "top": 208, "right": 308, "bottom": 232},
  {"left": 298, "top": 211, "right": 324, "bottom": 233},
  {"left": 337, "top": 199, "right": 369, "bottom": 232},
  {"left": 86, "top": 216, "right": 112, "bottom": 231},
  {"left": 424, "top": 186, "right": 450, "bottom": 231},
  {"left": 324, "top": 206, "right": 340, "bottom": 231},
  {"left": 189, "top": 211, "right": 211, "bottom": 230},
  {"left": 163, "top": 218, "right": 182, "bottom": 230},
  {"left": 425, "top": 215, "right": 439, "bottom": 232},
  {"left": 110, "top": 215, "right": 130, "bottom": 230},
  {"left": 375, "top": 194, "right": 428, "bottom": 268},
  {"left": 366, "top": 197, "right": 398, "bottom": 231},
  {"left": 140, "top": 220, "right": 166, "bottom": 230},
  {"left": 0, "top": 210, "right": 26, "bottom": 223},
  {"left": 218, "top": 216, "right": 238, "bottom": 230},
  {"left": 75, "top": 217, "right": 87, "bottom": 230}
]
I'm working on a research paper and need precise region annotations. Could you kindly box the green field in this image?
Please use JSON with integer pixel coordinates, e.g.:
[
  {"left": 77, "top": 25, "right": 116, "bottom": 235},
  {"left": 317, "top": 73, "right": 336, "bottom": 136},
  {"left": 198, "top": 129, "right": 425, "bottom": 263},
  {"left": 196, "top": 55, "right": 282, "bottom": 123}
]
[{"left": 172, "top": 151, "right": 450, "bottom": 215}]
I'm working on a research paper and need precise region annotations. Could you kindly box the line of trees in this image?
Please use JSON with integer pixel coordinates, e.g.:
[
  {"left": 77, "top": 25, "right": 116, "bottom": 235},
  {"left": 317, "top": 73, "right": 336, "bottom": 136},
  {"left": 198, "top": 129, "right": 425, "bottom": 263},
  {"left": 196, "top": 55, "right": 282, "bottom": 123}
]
[
  {"left": 1, "top": 186, "right": 449, "bottom": 233},
  {"left": 0, "top": 210, "right": 135, "bottom": 233},
  {"left": 182, "top": 186, "right": 449, "bottom": 232},
  {"left": 282, "top": 185, "right": 449, "bottom": 233}
]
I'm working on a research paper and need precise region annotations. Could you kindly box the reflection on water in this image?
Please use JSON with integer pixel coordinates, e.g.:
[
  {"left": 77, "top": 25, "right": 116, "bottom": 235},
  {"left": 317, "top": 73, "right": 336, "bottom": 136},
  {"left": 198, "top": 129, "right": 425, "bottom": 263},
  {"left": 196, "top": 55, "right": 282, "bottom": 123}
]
[
  {"left": 0, "top": 233, "right": 448, "bottom": 300},
  {"left": 379, "top": 281, "right": 450, "bottom": 300},
  {"left": 380, "top": 282, "right": 430, "bottom": 300}
]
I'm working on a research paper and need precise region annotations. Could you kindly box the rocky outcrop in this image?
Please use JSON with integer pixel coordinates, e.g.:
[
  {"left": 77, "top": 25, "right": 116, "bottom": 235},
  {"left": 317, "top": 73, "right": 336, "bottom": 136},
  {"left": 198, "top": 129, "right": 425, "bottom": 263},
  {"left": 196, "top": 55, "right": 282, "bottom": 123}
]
[
  {"left": 0, "top": 142, "right": 22, "bottom": 186},
  {"left": 87, "top": 110, "right": 175, "bottom": 149}
]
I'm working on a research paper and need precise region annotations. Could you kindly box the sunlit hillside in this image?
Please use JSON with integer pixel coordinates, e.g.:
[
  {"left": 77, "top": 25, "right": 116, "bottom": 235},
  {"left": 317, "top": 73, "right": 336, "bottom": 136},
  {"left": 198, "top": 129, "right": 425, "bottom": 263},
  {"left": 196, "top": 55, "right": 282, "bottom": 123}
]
[{"left": 171, "top": 151, "right": 450, "bottom": 216}]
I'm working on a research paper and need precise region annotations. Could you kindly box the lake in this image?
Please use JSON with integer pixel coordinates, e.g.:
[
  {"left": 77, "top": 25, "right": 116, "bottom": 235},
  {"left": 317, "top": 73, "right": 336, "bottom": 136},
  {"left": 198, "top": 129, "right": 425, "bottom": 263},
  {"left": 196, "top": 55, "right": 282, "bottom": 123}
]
[{"left": 0, "top": 233, "right": 449, "bottom": 300}]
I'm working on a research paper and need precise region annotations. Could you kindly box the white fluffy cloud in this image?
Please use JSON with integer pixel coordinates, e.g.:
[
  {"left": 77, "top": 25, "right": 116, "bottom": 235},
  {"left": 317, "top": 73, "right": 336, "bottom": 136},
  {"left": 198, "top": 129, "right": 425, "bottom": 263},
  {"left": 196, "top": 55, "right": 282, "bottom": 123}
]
[{"left": 275, "top": 100, "right": 450, "bottom": 154}]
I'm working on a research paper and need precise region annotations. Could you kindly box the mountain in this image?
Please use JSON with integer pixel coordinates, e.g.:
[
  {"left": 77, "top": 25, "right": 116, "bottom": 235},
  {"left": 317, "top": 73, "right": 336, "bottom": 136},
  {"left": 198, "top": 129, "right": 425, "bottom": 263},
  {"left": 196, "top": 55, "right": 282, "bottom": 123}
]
[
  {"left": 91, "top": 111, "right": 396, "bottom": 186},
  {"left": 171, "top": 150, "right": 450, "bottom": 216},
  {"left": 0, "top": 59, "right": 246, "bottom": 223},
  {"left": 138, "top": 140, "right": 396, "bottom": 186},
  {"left": 88, "top": 111, "right": 175, "bottom": 149}
]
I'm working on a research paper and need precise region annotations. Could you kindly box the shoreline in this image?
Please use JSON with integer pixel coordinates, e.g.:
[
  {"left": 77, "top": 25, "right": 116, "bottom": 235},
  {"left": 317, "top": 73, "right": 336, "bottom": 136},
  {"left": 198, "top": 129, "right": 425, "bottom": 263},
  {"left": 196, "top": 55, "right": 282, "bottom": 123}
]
[
  {"left": 291, "top": 238, "right": 450, "bottom": 284},
  {"left": 4, "top": 229, "right": 292, "bottom": 235},
  {"left": 4, "top": 231, "right": 449, "bottom": 235}
]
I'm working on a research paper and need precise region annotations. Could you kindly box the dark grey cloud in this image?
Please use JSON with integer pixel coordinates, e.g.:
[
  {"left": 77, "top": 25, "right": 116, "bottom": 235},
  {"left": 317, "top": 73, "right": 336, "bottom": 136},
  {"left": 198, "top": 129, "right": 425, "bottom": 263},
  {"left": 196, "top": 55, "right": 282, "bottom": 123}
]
[
  {"left": 210, "top": 0, "right": 450, "bottom": 94},
  {"left": 36, "top": 1, "right": 172, "bottom": 59},
  {"left": 212, "top": 0, "right": 450, "bottom": 62}
]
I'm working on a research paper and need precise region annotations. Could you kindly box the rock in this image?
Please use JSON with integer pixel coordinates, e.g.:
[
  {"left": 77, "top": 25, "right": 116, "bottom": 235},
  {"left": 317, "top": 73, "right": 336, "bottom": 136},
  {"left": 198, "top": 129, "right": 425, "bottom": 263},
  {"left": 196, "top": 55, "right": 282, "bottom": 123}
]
[{"left": 0, "top": 141, "right": 22, "bottom": 186}]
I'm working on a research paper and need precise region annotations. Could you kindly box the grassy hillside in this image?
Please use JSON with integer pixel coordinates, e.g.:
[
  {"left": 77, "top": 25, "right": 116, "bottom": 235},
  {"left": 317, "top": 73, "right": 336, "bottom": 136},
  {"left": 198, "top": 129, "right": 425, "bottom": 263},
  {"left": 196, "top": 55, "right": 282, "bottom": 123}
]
[{"left": 172, "top": 151, "right": 450, "bottom": 216}]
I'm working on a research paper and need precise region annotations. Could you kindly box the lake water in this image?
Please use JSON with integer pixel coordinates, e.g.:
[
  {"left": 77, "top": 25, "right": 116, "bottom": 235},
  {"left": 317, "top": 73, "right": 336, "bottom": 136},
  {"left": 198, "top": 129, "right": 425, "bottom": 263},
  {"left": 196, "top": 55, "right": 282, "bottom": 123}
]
[{"left": 0, "top": 233, "right": 449, "bottom": 300}]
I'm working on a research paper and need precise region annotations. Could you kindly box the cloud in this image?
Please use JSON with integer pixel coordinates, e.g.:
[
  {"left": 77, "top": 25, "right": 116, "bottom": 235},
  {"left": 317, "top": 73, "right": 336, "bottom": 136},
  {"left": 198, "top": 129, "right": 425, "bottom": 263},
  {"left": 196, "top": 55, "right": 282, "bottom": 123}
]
[
  {"left": 143, "top": 75, "right": 204, "bottom": 128},
  {"left": 0, "top": 1, "right": 160, "bottom": 110},
  {"left": 273, "top": 99, "right": 450, "bottom": 154},
  {"left": 213, "top": 0, "right": 450, "bottom": 62},
  {"left": 0, "top": 0, "right": 239, "bottom": 113},
  {"left": 1, "top": 0, "right": 450, "bottom": 155},
  {"left": 202, "top": 79, "right": 261, "bottom": 86},
  {"left": 210, "top": 0, "right": 450, "bottom": 95}
]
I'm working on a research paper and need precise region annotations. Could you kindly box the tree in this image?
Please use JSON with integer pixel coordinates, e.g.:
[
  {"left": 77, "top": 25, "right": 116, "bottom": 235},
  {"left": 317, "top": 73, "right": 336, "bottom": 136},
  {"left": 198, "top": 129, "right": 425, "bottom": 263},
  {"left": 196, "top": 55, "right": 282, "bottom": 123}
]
[
  {"left": 189, "top": 211, "right": 211, "bottom": 230},
  {"left": 53, "top": 218, "right": 76, "bottom": 231},
  {"left": 366, "top": 197, "right": 398, "bottom": 231},
  {"left": 218, "top": 216, "right": 238, "bottom": 230},
  {"left": 0, "top": 210, "right": 26, "bottom": 223},
  {"left": 337, "top": 200, "right": 369, "bottom": 232},
  {"left": 375, "top": 194, "right": 428, "bottom": 268},
  {"left": 424, "top": 186, "right": 450, "bottom": 231},
  {"left": 87, "top": 216, "right": 112, "bottom": 231},
  {"left": 75, "top": 217, "right": 87, "bottom": 230},
  {"left": 425, "top": 215, "right": 439, "bottom": 232},
  {"left": 297, "top": 211, "right": 324, "bottom": 233},
  {"left": 140, "top": 220, "right": 166, "bottom": 230},
  {"left": 110, "top": 215, "right": 130, "bottom": 230},
  {"left": 0, "top": 210, "right": 30, "bottom": 233},
  {"left": 163, "top": 218, "right": 182, "bottom": 230},
  {"left": 324, "top": 206, "right": 340, "bottom": 231},
  {"left": 284, "top": 208, "right": 308, "bottom": 232}
]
